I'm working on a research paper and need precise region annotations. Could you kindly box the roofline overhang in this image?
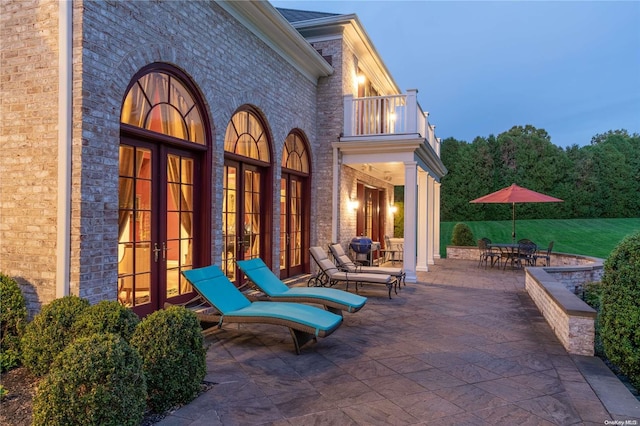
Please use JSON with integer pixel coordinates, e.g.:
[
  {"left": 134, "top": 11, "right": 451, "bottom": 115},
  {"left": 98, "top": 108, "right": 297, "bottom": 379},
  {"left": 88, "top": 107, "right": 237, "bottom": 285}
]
[
  {"left": 216, "top": 1, "right": 333, "bottom": 84},
  {"left": 287, "top": 13, "right": 401, "bottom": 95},
  {"left": 334, "top": 137, "right": 447, "bottom": 182}
]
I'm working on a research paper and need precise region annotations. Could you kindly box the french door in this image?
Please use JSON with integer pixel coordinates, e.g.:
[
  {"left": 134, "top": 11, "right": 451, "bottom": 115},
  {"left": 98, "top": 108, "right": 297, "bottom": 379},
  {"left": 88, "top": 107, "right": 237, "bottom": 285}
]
[
  {"left": 356, "top": 183, "right": 385, "bottom": 243},
  {"left": 280, "top": 173, "right": 306, "bottom": 278},
  {"left": 222, "top": 161, "right": 265, "bottom": 286},
  {"left": 118, "top": 139, "right": 201, "bottom": 317}
]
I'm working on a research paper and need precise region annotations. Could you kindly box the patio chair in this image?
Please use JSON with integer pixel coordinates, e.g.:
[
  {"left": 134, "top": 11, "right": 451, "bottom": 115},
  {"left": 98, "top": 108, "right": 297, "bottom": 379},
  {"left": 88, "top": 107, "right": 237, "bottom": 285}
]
[
  {"left": 379, "top": 235, "right": 403, "bottom": 265},
  {"left": 309, "top": 246, "right": 397, "bottom": 299},
  {"left": 181, "top": 265, "right": 343, "bottom": 355},
  {"left": 236, "top": 257, "right": 367, "bottom": 316},
  {"left": 533, "top": 241, "right": 554, "bottom": 266},
  {"left": 478, "top": 238, "right": 502, "bottom": 269},
  {"left": 329, "top": 243, "right": 406, "bottom": 286},
  {"left": 515, "top": 240, "right": 538, "bottom": 268}
]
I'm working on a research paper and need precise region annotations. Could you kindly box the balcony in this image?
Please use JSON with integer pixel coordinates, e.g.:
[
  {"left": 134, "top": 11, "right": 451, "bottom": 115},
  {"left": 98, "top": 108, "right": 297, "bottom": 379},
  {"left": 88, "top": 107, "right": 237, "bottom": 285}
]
[{"left": 342, "top": 89, "right": 440, "bottom": 157}]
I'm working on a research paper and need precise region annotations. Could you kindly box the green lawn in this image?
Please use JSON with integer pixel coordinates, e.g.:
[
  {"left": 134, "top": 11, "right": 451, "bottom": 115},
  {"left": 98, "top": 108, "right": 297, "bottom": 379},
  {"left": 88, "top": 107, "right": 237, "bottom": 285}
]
[{"left": 440, "top": 218, "right": 640, "bottom": 259}]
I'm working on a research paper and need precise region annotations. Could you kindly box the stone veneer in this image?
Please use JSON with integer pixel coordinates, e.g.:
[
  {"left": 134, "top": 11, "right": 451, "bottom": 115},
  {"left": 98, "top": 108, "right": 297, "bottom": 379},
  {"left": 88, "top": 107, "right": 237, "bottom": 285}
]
[{"left": 525, "top": 268, "right": 596, "bottom": 356}]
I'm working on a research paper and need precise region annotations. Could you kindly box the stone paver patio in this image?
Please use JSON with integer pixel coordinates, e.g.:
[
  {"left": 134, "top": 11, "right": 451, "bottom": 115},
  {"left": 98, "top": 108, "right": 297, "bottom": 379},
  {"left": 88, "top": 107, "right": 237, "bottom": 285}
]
[{"left": 159, "top": 259, "right": 640, "bottom": 425}]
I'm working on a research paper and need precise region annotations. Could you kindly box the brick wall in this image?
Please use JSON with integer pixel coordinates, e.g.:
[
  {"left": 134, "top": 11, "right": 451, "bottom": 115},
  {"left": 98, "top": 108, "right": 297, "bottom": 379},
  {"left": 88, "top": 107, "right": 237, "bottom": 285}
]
[
  {"left": 311, "top": 38, "right": 343, "bottom": 249},
  {"left": 1, "top": 0, "right": 61, "bottom": 316},
  {"left": 2, "top": 1, "right": 321, "bottom": 312}
]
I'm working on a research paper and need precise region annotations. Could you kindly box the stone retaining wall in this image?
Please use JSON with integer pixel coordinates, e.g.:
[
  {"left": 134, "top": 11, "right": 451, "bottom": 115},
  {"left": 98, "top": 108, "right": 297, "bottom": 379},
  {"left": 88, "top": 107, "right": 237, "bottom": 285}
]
[
  {"left": 525, "top": 267, "right": 597, "bottom": 356},
  {"left": 446, "top": 246, "right": 602, "bottom": 356}
]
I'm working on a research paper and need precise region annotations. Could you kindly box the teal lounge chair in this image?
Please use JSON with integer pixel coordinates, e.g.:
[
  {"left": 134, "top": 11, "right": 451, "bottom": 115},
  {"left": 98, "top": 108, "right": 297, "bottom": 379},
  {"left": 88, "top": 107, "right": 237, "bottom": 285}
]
[
  {"left": 237, "top": 258, "right": 367, "bottom": 316},
  {"left": 181, "top": 265, "right": 343, "bottom": 354}
]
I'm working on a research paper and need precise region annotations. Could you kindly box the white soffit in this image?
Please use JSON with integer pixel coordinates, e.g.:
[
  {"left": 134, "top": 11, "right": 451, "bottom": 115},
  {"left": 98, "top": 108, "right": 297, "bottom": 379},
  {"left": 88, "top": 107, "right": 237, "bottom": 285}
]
[
  {"left": 216, "top": 1, "right": 333, "bottom": 83},
  {"left": 290, "top": 14, "right": 401, "bottom": 95}
]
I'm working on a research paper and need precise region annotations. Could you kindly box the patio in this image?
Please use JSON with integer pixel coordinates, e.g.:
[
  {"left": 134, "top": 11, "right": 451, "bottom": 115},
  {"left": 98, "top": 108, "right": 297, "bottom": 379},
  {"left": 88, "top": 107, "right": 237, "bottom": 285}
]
[{"left": 159, "top": 259, "right": 640, "bottom": 425}]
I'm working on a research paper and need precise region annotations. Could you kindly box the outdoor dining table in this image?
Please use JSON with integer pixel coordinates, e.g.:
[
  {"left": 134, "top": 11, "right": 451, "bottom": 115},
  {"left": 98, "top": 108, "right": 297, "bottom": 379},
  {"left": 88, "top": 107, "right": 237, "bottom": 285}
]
[{"left": 488, "top": 243, "right": 521, "bottom": 269}]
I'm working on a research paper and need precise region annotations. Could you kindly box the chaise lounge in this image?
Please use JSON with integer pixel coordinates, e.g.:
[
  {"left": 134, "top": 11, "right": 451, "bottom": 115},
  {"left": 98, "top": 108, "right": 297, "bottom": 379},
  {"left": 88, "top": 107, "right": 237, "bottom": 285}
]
[
  {"left": 237, "top": 258, "right": 367, "bottom": 316},
  {"left": 329, "top": 243, "right": 406, "bottom": 287},
  {"left": 309, "top": 246, "right": 397, "bottom": 299},
  {"left": 181, "top": 265, "right": 343, "bottom": 354}
]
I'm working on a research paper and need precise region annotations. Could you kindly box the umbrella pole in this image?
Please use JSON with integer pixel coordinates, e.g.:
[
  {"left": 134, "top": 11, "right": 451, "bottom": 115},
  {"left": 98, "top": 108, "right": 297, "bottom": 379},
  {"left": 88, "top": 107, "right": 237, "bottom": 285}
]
[{"left": 512, "top": 203, "right": 516, "bottom": 243}]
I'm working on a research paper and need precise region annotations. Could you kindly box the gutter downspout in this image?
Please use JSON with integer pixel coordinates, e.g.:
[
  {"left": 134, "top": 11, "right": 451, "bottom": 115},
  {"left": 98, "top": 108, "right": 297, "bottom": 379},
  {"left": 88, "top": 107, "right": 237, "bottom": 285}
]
[{"left": 56, "top": 0, "right": 72, "bottom": 297}]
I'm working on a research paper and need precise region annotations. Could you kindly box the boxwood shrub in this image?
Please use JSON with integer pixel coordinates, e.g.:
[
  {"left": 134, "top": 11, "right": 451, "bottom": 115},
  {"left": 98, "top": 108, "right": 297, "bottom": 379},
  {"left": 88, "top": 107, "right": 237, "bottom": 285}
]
[
  {"left": 600, "top": 231, "right": 640, "bottom": 389},
  {"left": 451, "top": 222, "right": 475, "bottom": 246},
  {"left": 131, "top": 305, "right": 207, "bottom": 412},
  {"left": 21, "top": 295, "right": 90, "bottom": 377},
  {"left": 72, "top": 300, "right": 140, "bottom": 342},
  {"left": 0, "top": 273, "right": 28, "bottom": 372},
  {"left": 32, "top": 333, "right": 146, "bottom": 426}
]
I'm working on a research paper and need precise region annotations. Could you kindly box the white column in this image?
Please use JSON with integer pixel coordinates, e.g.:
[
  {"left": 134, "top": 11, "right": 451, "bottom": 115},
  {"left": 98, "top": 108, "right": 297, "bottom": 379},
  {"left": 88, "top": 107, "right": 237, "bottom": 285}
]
[
  {"left": 403, "top": 161, "right": 418, "bottom": 283},
  {"left": 427, "top": 177, "right": 435, "bottom": 265},
  {"left": 434, "top": 181, "right": 442, "bottom": 259},
  {"left": 416, "top": 170, "right": 428, "bottom": 272}
]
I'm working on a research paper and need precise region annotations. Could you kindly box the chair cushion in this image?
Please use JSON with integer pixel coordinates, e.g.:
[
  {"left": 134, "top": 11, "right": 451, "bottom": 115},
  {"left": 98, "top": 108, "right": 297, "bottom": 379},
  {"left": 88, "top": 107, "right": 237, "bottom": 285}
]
[
  {"left": 237, "top": 258, "right": 289, "bottom": 295},
  {"left": 182, "top": 265, "right": 251, "bottom": 314},
  {"left": 346, "top": 272, "right": 391, "bottom": 284},
  {"left": 359, "top": 266, "right": 404, "bottom": 276},
  {"left": 226, "top": 301, "right": 342, "bottom": 332},
  {"left": 280, "top": 287, "right": 367, "bottom": 310}
]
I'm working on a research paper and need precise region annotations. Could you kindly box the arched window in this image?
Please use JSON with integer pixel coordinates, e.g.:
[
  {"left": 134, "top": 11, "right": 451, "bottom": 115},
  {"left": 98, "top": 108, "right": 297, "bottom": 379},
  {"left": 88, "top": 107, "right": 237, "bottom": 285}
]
[
  {"left": 224, "top": 110, "right": 270, "bottom": 161},
  {"left": 281, "top": 132, "right": 309, "bottom": 173},
  {"left": 121, "top": 71, "right": 205, "bottom": 144}
]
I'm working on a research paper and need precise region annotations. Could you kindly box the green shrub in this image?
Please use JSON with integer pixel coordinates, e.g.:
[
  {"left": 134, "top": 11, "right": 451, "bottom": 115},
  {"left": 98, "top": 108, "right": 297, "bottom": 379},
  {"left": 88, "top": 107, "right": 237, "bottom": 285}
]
[
  {"left": 0, "top": 273, "right": 28, "bottom": 372},
  {"left": 582, "top": 281, "right": 604, "bottom": 311},
  {"left": 451, "top": 222, "right": 475, "bottom": 246},
  {"left": 32, "top": 333, "right": 146, "bottom": 426},
  {"left": 72, "top": 300, "right": 140, "bottom": 342},
  {"left": 600, "top": 231, "right": 640, "bottom": 390},
  {"left": 21, "top": 295, "right": 90, "bottom": 377},
  {"left": 131, "top": 306, "right": 206, "bottom": 412},
  {"left": 582, "top": 281, "right": 605, "bottom": 356}
]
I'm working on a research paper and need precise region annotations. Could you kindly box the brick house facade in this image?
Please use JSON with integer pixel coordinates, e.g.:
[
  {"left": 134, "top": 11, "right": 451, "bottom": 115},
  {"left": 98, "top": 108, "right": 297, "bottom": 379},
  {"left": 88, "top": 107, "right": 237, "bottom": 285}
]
[{"left": 1, "top": 1, "right": 445, "bottom": 317}]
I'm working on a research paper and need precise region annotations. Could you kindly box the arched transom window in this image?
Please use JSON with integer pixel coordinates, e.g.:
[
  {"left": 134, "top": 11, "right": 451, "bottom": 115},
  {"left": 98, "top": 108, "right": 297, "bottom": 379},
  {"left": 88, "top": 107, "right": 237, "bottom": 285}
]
[
  {"left": 224, "top": 110, "right": 270, "bottom": 161},
  {"left": 121, "top": 71, "right": 205, "bottom": 144},
  {"left": 281, "top": 132, "right": 309, "bottom": 173}
]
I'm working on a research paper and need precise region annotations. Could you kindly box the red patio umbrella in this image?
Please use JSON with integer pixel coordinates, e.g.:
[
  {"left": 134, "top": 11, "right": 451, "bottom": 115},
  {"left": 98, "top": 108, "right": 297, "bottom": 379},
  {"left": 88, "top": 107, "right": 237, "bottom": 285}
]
[{"left": 469, "top": 184, "right": 563, "bottom": 242}]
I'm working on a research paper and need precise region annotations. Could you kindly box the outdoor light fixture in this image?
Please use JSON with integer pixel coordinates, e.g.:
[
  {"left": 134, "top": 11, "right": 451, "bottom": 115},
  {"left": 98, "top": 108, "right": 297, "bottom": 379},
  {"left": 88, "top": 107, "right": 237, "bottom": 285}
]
[
  {"left": 357, "top": 74, "right": 365, "bottom": 85},
  {"left": 389, "top": 204, "right": 398, "bottom": 214},
  {"left": 348, "top": 199, "right": 359, "bottom": 211}
]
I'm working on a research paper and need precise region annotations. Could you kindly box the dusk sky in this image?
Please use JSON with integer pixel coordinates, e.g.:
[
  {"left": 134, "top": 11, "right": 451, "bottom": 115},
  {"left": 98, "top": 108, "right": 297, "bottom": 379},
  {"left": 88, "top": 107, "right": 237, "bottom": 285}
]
[{"left": 271, "top": 1, "right": 640, "bottom": 148}]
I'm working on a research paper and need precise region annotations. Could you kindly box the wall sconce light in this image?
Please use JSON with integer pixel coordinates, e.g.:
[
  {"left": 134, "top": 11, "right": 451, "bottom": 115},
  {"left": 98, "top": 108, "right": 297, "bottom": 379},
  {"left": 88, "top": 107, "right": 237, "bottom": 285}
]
[
  {"left": 357, "top": 74, "right": 365, "bottom": 85},
  {"left": 389, "top": 204, "right": 398, "bottom": 214},
  {"left": 348, "top": 199, "right": 360, "bottom": 211}
]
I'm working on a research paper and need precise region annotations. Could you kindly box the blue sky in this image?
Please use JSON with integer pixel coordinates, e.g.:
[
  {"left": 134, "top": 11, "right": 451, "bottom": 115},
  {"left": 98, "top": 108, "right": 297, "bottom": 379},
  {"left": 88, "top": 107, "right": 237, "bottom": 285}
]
[{"left": 271, "top": 1, "right": 640, "bottom": 148}]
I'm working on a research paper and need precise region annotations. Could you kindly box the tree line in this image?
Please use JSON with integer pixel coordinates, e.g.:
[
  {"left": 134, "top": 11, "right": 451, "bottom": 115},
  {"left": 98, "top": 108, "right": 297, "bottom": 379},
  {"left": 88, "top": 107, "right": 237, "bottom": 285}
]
[{"left": 440, "top": 126, "right": 640, "bottom": 222}]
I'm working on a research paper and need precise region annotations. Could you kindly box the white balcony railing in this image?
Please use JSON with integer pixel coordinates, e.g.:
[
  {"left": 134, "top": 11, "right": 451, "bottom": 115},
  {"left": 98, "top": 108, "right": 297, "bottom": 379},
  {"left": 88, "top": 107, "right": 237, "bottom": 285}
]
[{"left": 343, "top": 89, "right": 440, "bottom": 156}]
